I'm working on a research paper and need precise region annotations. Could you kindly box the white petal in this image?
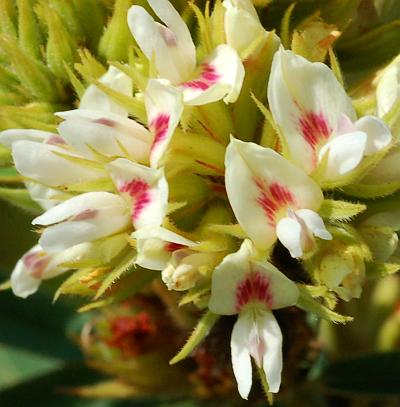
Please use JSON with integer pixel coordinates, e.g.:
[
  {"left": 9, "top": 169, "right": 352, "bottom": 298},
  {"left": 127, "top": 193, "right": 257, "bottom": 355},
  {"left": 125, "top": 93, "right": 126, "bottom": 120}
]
[
  {"left": 144, "top": 80, "right": 183, "bottom": 168},
  {"left": 295, "top": 209, "right": 332, "bottom": 240},
  {"left": 136, "top": 237, "right": 172, "bottom": 270},
  {"left": 127, "top": 2, "right": 195, "bottom": 84},
  {"left": 318, "top": 132, "right": 367, "bottom": 181},
  {"left": 258, "top": 311, "right": 283, "bottom": 393},
  {"left": 148, "top": 0, "right": 196, "bottom": 74},
  {"left": 25, "top": 181, "right": 70, "bottom": 210},
  {"left": 106, "top": 158, "right": 168, "bottom": 229},
  {"left": 132, "top": 226, "right": 196, "bottom": 270},
  {"left": 12, "top": 140, "right": 103, "bottom": 186},
  {"left": 276, "top": 216, "right": 303, "bottom": 258},
  {"left": 209, "top": 240, "right": 253, "bottom": 315},
  {"left": 362, "top": 146, "right": 400, "bottom": 183},
  {"left": 354, "top": 116, "right": 392, "bottom": 155},
  {"left": 376, "top": 56, "right": 400, "bottom": 117},
  {"left": 182, "top": 45, "right": 245, "bottom": 105},
  {"left": 162, "top": 249, "right": 215, "bottom": 291},
  {"left": 231, "top": 312, "right": 253, "bottom": 399},
  {"left": 268, "top": 48, "right": 355, "bottom": 173},
  {"left": 0, "top": 129, "right": 55, "bottom": 147},
  {"left": 10, "top": 245, "right": 43, "bottom": 298},
  {"left": 34, "top": 192, "right": 130, "bottom": 251},
  {"left": 58, "top": 116, "right": 151, "bottom": 163},
  {"left": 225, "top": 138, "right": 323, "bottom": 250},
  {"left": 223, "top": 0, "right": 267, "bottom": 57},
  {"left": 209, "top": 240, "right": 299, "bottom": 314},
  {"left": 57, "top": 109, "right": 153, "bottom": 144},
  {"left": 132, "top": 226, "right": 195, "bottom": 246},
  {"left": 79, "top": 66, "right": 133, "bottom": 116}
]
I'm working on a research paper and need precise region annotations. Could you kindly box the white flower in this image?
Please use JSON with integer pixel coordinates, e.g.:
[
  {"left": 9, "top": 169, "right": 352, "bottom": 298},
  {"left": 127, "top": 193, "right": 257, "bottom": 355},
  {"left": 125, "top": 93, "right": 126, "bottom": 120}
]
[
  {"left": 209, "top": 240, "right": 299, "bottom": 398},
  {"left": 225, "top": 137, "right": 331, "bottom": 257},
  {"left": 268, "top": 48, "right": 392, "bottom": 183},
  {"left": 132, "top": 226, "right": 196, "bottom": 271},
  {"left": 11, "top": 244, "right": 89, "bottom": 298},
  {"left": 128, "top": 0, "right": 245, "bottom": 105},
  {"left": 33, "top": 192, "right": 131, "bottom": 252},
  {"left": 106, "top": 158, "right": 169, "bottom": 230},
  {"left": 223, "top": 0, "right": 279, "bottom": 57}
]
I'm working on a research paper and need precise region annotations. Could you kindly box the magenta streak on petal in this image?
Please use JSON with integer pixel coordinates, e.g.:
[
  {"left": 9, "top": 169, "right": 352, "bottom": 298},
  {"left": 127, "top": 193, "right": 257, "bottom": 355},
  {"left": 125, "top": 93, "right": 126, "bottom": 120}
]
[
  {"left": 45, "top": 135, "right": 67, "bottom": 145},
  {"left": 72, "top": 209, "right": 98, "bottom": 221},
  {"left": 164, "top": 242, "right": 186, "bottom": 252},
  {"left": 235, "top": 270, "right": 273, "bottom": 312},
  {"left": 254, "top": 178, "right": 296, "bottom": 226},
  {"left": 120, "top": 179, "right": 151, "bottom": 222},
  {"left": 181, "top": 63, "right": 220, "bottom": 91},
  {"left": 149, "top": 114, "right": 170, "bottom": 153},
  {"left": 94, "top": 118, "right": 116, "bottom": 127},
  {"left": 22, "top": 252, "right": 50, "bottom": 279},
  {"left": 298, "top": 111, "right": 331, "bottom": 150}
]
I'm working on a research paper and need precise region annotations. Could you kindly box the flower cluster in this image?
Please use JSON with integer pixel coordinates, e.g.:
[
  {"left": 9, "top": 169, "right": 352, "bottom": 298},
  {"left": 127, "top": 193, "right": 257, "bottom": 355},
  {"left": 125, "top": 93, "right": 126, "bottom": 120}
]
[{"left": 1, "top": 0, "right": 400, "bottom": 402}]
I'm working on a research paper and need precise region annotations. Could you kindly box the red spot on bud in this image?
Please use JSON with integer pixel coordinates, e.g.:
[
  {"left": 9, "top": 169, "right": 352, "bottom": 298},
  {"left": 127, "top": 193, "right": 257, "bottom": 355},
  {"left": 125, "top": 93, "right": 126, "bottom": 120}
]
[
  {"left": 235, "top": 270, "right": 273, "bottom": 311},
  {"left": 255, "top": 179, "right": 296, "bottom": 225},
  {"left": 120, "top": 179, "right": 151, "bottom": 221}
]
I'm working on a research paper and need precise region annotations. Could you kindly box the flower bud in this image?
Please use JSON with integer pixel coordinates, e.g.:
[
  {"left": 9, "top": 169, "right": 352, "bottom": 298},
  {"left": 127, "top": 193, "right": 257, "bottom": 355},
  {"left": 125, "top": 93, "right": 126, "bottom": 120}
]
[
  {"left": 162, "top": 249, "right": 219, "bottom": 291},
  {"left": 317, "top": 243, "right": 365, "bottom": 301}
]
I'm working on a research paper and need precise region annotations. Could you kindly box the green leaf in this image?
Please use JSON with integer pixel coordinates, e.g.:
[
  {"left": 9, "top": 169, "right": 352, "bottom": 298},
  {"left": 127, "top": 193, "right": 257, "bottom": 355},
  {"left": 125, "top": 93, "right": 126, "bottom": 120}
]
[
  {"left": 169, "top": 311, "right": 219, "bottom": 365},
  {"left": 36, "top": 4, "right": 76, "bottom": 81},
  {"left": 0, "top": 289, "right": 81, "bottom": 360},
  {"left": 321, "top": 352, "right": 400, "bottom": 396},
  {"left": 328, "top": 47, "right": 344, "bottom": 86},
  {"left": 206, "top": 223, "right": 247, "bottom": 239},
  {"left": 366, "top": 262, "right": 400, "bottom": 279},
  {"left": 0, "top": 35, "right": 64, "bottom": 103},
  {"left": 280, "top": 2, "right": 296, "bottom": 49},
  {"left": 319, "top": 199, "right": 366, "bottom": 221},
  {"left": 78, "top": 270, "right": 157, "bottom": 312},
  {"left": 297, "top": 285, "right": 353, "bottom": 324},
  {"left": 94, "top": 252, "right": 136, "bottom": 300},
  {"left": 179, "top": 285, "right": 210, "bottom": 307},
  {"left": 98, "top": 0, "right": 134, "bottom": 62},
  {"left": 343, "top": 181, "right": 400, "bottom": 199},
  {"left": 0, "top": 187, "right": 42, "bottom": 214},
  {"left": 16, "top": 0, "right": 42, "bottom": 60}
]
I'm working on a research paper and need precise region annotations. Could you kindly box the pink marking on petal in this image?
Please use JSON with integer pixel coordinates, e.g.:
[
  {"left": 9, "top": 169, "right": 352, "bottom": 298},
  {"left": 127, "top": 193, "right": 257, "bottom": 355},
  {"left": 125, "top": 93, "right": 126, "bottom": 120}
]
[
  {"left": 165, "top": 242, "right": 186, "bottom": 252},
  {"left": 45, "top": 135, "right": 67, "bottom": 145},
  {"left": 235, "top": 270, "right": 273, "bottom": 312},
  {"left": 120, "top": 179, "right": 151, "bottom": 222},
  {"left": 94, "top": 118, "right": 116, "bottom": 127},
  {"left": 22, "top": 252, "right": 51, "bottom": 279},
  {"left": 181, "top": 63, "right": 220, "bottom": 91},
  {"left": 254, "top": 179, "right": 296, "bottom": 226},
  {"left": 149, "top": 114, "right": 170, "bottom": 153},
  {"left": 72, "top": 209, "right": 98, "bottom": 221},
  {"left": 157, "top": 24, "right": 177, "bottom": 46},
  {"left": 298, "top": 111, "right": 331, "bottom": 149}
]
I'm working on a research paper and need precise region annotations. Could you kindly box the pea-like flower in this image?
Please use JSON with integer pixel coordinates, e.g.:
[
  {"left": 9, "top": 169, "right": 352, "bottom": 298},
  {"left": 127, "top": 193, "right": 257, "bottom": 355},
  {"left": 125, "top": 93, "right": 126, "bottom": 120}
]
[
  {"left": 225, "top": 137, "right": 331, "bottom": 257},
  {"left": 209, "top": 240, "right": 299, "bottom": 398},
  {"left": 128, "top": 0, "right": 245, "bottom": 105},
  {"left": 268, "top": 48, "right": 392, "bottom": 184}
]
